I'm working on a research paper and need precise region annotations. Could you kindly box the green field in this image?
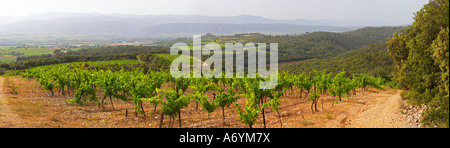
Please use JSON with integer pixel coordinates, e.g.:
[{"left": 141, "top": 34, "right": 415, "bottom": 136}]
[
  {"left": 0, "top": 47, "right": 81, "bottom": 63},
  {"left": 0, "top": 56, "right": 16, "bottom": 63},
  {"left": 154, "top": 53, "right": 193, "bottom": 65},
  {"left": 36, "top": 59, "right": 141, "bottom": 69},
  {"left": 154, "top": 53, "right": 181, "bottom": 62},
  {"left": 0, "top": 47, "right": 54, "bottom": 56},
  {"left": 142, "top": 44, "right": 170, "bottom": 47}
]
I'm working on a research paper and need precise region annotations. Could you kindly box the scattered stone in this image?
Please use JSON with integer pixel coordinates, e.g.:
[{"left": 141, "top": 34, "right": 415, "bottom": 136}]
[{"left": 401, "top": 102, "right": 427, "bottom": 128}]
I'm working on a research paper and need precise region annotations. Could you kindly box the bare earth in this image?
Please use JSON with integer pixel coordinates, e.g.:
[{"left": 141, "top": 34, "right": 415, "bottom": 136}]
[
  {"left": 0, "top": 76, "right": 417, "bottom": 128},
  {"left": 0, "top": 77, "right": 26, "bottom": 128},
  {"left": 322, "top": 89, "right": 416, "bottom": 128}
]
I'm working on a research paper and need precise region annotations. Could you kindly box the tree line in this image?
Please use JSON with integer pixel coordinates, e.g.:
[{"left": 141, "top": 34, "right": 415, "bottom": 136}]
[{"left": 386, "top": 0, "right": 448, "bottom": 127}]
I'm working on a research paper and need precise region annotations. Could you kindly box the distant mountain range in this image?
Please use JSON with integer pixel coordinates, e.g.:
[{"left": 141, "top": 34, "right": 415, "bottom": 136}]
[{"left": 0, "top": 12, "right": 404, "bottom": 37}]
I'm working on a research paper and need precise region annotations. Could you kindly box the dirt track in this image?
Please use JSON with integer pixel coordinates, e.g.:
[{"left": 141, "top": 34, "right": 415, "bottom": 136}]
[{"left": 322, "top": 89, "right": 417, "bottom": 128}]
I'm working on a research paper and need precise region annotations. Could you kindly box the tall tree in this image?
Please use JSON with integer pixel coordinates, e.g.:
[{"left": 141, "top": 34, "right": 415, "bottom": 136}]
[{"left": 386, "top": 0, "right": 449, "bottom": 127}]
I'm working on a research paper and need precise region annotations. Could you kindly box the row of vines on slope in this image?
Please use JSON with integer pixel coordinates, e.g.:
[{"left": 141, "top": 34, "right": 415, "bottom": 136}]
[{"left": 21, "top": 62, "right": 385, "bottom": 128}]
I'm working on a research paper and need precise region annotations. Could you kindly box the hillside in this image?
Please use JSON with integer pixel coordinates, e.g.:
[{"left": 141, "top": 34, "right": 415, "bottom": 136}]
[
  {"left": 0, "top": 13, "right": 363, "bottom": 37},
  {"left": 280, "top": 43, "right": 394, "bottom": 80},
  {"left": 0, "top": 26, "right": 403, "bottom": 76},
  {"left": 163, "top": 26, "right": 403, "bottom": 63},
  {"left": 139, "top": 23, "right": 354, "bottom": 36}
]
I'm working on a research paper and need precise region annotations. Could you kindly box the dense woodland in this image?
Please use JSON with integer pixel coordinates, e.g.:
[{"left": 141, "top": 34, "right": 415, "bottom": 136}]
[
  {"left": 386, "top": 0, "right": 448, "bottom": 127},
  {"left": 164, "top": 26, "right": 403, "bottom": 62},
  {"left": 280, "top": 43, "right": 394, "bottom": 80}
]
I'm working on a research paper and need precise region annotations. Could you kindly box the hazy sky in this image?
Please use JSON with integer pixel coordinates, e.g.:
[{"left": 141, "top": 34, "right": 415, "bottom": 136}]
[{"left": 0, "top": 0, "right": 429, "bottom": 24}]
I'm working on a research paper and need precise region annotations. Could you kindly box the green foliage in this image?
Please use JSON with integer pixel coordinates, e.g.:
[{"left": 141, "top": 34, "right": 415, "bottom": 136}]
[
  {"left": 23, "top": 57, "right": 391, "bottom": 128},
  {"left": 328, "top": 72, "right": 347, "bottom": 104},
  {"left": 309, "top": 91, "right": 320, "bottom": 102},
  {"left": 313, "top": 70, "right": 332, "bottom": 94},
  {"left": 302, "top": 75, "right": 314, "bottom": 96},
  {"left": 3, "top": 70, "right": 21, "bottom": 76},
  {"left": 386, "top": 0, "right": 449, "bottom": 127},
  {"left": 280, "top": 43, "right": 395, "bottom": 80},
  {"left": 71, "top": 80, "right": 98, "bottom": 105},
  {"left": 159, "top": 89, "right": 190, "bottom": 118},
  {"left": 10, "top": 84, "right": 18, "bottom": 95},
  {"left": 23, "top": 61, "right": 167, "bottom": 116},
  {"left": 235, "top": 78, "right": 262, "bottom": 128},
  {"left": 235, "top": 101, "right": 260, "bottom": 129},
  {"left": 38, "top": 73, "right": 55, "bottom": 96},
  {"left": 5, "top": 46, "right": 168, "bottom": 70},
  {"left": 160, "top": 26, "right": 402, "bottom": 64},
  {"left": 325, "top": 111, "right": 333, "bottom": 119},
  {"left": 198, "top": 96, "right": 218, "bottom": 115},
  {"left": 190, "top": 77, "right": 219, "bottom": 115},
  {"left": 215, "top": 80, "right": 240, "bottom": 121},
  {"left": 215, "top": 83, "right": 240, "bottom": 109}
]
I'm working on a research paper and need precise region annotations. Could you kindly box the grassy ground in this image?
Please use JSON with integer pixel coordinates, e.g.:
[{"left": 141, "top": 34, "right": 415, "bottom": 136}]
[
  {"left": 0, "top": 47, "right": 55, "bottom": 57},
  {"left": 0, "top": 56, "right": 16, "bottom": 63}
]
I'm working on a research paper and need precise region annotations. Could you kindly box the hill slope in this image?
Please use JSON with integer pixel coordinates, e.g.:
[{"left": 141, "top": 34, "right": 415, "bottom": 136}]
[
  {"left": 280, "top": 43, "right": 394, "bottom": 79},
  {"left": 164, "top": 26, "right": 403, "bottom": 63},
  {"left": 0, "top": 13, "right": 397, "bottom": 37}
]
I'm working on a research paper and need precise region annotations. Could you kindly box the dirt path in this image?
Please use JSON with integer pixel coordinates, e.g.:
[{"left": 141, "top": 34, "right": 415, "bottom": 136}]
[
  {"left": 0, "top": 77, "right": 26, "bottom": 128},
  {"left": 323, "top": 89, "right": 417, "bottom": 128}
]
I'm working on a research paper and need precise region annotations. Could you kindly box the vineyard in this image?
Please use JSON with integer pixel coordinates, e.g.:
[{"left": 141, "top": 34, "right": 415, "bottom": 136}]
[{"left": 18, "top": 61, "right": 386, "bottom": 128}]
